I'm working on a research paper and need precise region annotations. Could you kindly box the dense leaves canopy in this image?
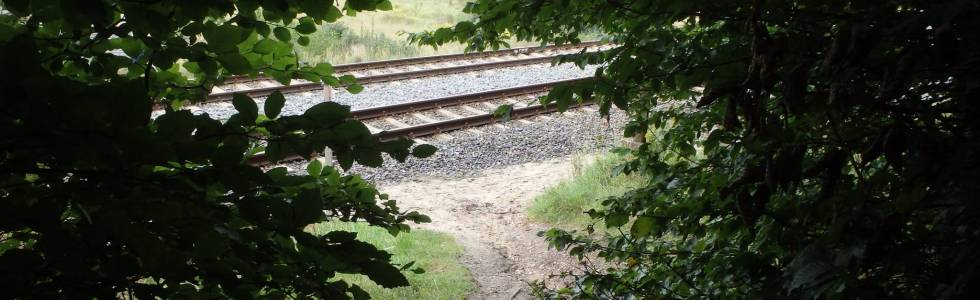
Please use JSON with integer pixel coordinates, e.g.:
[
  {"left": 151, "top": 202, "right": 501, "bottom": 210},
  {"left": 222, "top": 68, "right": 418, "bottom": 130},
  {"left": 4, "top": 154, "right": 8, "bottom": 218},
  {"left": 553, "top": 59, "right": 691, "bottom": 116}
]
[
  {"left": 414, "top": 0, "right": 980, "bottom": 298},
  {"left": 0, "top": 0, "right": 434, "bottom": 298}
]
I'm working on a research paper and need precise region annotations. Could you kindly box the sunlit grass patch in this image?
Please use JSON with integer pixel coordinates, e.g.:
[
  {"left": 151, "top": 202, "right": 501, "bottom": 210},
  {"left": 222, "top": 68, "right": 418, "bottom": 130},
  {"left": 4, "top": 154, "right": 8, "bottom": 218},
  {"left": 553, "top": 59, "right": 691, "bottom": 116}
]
[
  {"left": 307, "top": 221, "right": 473, "bottom": 300},
  {"left": 527, "top": 153, "right": 647, "bottom": 229}
]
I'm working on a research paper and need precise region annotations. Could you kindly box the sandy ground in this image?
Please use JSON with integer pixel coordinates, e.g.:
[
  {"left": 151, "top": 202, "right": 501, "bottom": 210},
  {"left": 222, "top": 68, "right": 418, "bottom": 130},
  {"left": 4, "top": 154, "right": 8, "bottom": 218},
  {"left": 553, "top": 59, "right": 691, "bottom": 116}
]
[{"left": 380, "top": 156, "right": 581, "bottom": 299}]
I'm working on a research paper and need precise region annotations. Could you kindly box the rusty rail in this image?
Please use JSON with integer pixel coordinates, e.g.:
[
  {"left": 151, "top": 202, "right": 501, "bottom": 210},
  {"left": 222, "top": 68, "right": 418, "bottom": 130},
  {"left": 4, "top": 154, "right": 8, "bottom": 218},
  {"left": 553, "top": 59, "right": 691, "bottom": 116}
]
[
  {"left": 375, "top": 102, "right": 588, "bottom": 141},
  {"left": 351, "top": 77, "right": 587, "bottom": 119}
]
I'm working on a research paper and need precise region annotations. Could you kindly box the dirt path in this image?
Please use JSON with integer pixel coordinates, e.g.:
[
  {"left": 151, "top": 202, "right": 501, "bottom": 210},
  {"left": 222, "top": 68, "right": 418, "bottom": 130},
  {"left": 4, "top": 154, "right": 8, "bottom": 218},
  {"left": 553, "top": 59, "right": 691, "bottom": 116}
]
[{"left": 380, "top": 156, "right": 580, "bottom": 299}]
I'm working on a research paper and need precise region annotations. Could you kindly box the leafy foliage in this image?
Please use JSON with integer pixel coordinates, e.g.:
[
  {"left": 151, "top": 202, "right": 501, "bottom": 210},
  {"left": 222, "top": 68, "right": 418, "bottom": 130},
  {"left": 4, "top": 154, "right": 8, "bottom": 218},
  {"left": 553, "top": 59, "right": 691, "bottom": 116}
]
[
  {"left": 0, "top": 0, "right": 443, "bottom": 298},
  {"left": 414, "top": 0, "right": 980, "bottom": 298}
]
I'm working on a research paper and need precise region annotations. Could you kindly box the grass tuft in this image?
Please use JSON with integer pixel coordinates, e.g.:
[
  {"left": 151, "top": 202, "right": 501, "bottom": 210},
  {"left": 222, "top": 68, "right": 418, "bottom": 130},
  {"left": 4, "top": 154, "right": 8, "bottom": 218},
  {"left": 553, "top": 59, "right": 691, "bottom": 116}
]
[
  {"left": 308, "top": 222, "right": 473, "bottom": 300},
  {"left": 527, "top": 153, "right": 647, "bottom": 228}
]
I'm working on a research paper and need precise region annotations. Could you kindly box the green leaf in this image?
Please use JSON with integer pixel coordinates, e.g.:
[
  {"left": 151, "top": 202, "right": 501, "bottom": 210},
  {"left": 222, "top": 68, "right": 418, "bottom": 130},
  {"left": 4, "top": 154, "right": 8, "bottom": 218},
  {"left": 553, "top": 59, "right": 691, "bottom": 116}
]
[
  {"left": 204, "top": 24, "right": 244, "bottom": 52},
  {"left": 112, "top": 37, "right": 143, "bottom": 57},
  {"left": 304, "top": 102, "right": 350, "bottom": 122},
  {"left": 232, "top": 94, "right": 259, "bottom": 122},
  {"left": 216, "top": 53, "right": 252, "bottom": 75},
  {"left": 411, "top": 144, "right": 437, "bottom": 158},
  {"left": 605, "top": 214, "right": 628, "bottom": 227},
  {"left": 493, "top": 104, "right": 513, "bottom": 121},
  {"left": 255, "top": 22, "right": 271, "bottom": 36},
  {"left": 354, "top": 147, "right": 384, "bottom": 167},
  {"left": 253, "top": 39, "right": 277, "bottom": 54},
  {"left": 273, "top": 27, "right": 292, "bottom": 42},
  {"left": 346, "top": 83, "right": 364, "bottom": 94},
  {"left": 307, "top": 159, "right": 323, "bottom": 177},
  {"left": 297, "top": 35, "right": 310, "bottom": 46},
  {"left": 330, "top": 121, "right": 372, "bottom": 142},
  {"left": 361, "top": 261, "right": 410, "bottom": 288},
  {"left": 296, "top": 17, "right": 317, "bottom": 34},
  {"left": 292, "top": 188, "right": 324, "bottom": 225},
  {"left": 433, "top": 27, "right": 454, "bottom": 41},
  {"left": 301, "top": 0, "right": 331, "bottom": 19},
  {"left": 325, "top": 5, "right": 343, "bottom": 22},
  {"left": 377, "top": 1, "right": 394, "bottom": 11},
  {"left": 347, "top": 0, "right": 377, "bottom": 11},
  {"left": 630, "top": 216, "right": 655, "bottom": 237},
  {"left": 265, "top": 141, "right": 287, "bottom": 162},
  {"left": 336, "top": 150, "right": 354, "bottom": 170},
  {"left": 212, "top": 144, "right": 244, "bottom": 167},
  {"left": 155, "top": 110, "right": 196, "bottom": 141},
  {"left": 264, "top": 91, "right": 286, "bottom": 118},
  {"left": 313, "top": 63, "right": 334, "bottom": 76},
  {"left": 350, "top": 286, "right": 370, "bottom": 300},
  {"left": 339, "top": 74, "right": 358, "bottom": 85}
]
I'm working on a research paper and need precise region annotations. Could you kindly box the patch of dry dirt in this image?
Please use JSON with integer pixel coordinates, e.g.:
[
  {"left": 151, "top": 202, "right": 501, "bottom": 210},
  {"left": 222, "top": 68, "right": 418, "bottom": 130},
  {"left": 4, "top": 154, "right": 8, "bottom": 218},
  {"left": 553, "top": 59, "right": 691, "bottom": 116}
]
[{"left": 380, "top": 156, "right": 580, "bottom": 299}]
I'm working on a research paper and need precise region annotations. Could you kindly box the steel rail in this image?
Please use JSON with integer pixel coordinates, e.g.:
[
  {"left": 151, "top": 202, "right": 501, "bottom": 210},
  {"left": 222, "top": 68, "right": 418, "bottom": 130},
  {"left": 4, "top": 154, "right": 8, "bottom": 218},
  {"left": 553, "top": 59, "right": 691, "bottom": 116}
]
[
  {"left": 208, "top": 54, "right": 571, "bottom": 102},
  {"left": 208, "top": 82, "right": 320, "bottom": 102},
  {"left": 374, "top": 102, "right": 588, "bottom": 142},
  {"left": 332, "top": 41, "right": 602, "bottom": 73},
  {"left": 353, "top": 55, "right": 562, "bottom": 85},
  {"left": 350, "top": 77, "right": 588, "bottom": 119}
]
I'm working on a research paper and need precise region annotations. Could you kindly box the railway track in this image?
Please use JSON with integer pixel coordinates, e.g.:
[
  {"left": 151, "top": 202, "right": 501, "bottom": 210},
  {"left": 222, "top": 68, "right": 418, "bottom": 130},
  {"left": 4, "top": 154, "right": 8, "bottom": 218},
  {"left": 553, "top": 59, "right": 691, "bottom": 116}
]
[
  {"left": 249, "top": 77, "right": 592, "bottom": 165},
  {"left": 222, "top": 41, "right": 602, "bottom": 84},
  {"left": 209, "top": 41, "right": 606, "bottom": 103}
]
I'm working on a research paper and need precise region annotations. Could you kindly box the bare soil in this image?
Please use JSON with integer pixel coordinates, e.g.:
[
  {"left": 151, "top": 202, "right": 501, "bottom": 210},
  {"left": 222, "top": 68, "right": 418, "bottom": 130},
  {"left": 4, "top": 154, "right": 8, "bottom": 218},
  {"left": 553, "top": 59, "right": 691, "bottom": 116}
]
[{"left": 380, "top": 156, "right": 580, "bottom": 299}]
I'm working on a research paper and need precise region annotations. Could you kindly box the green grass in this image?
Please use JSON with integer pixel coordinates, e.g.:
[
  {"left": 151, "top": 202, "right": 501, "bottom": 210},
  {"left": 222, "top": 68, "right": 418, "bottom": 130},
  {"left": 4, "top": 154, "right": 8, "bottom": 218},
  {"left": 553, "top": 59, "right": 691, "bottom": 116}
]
[
  {"left": 297, "top": 23, "right": 423, "bottom": 64},
  {"left": 307, "top": 221, "right": 473, "bottom": 300},
  {"left": 296, "top": 0, "right": 472, "bottom": 64},
  {"left": 527, "top": 154, "right": 647, "bottom": 229},
  {"left": 338, "top": 0, "right": 471, "bottom": 39},
  {"left": 295, "top": 0, "right": 548, "bottom": 64}
]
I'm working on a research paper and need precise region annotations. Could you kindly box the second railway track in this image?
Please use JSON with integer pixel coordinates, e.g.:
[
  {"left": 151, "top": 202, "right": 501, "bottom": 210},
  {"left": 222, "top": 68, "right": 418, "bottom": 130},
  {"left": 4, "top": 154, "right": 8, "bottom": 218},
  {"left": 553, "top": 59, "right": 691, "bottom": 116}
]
[{"left": 209, "top": 41, "right": 607, "bottom": 103}]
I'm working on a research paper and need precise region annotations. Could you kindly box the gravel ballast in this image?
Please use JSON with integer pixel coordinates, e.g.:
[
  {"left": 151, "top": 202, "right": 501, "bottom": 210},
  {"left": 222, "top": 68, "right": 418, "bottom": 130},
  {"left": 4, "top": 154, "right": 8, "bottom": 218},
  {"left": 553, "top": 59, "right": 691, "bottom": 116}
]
[
  {"left": 276, "top": 108, "right": 627, "bottom": 185},
  {"left": 189, "top": 63, "right": 596, "bottom": 120}
]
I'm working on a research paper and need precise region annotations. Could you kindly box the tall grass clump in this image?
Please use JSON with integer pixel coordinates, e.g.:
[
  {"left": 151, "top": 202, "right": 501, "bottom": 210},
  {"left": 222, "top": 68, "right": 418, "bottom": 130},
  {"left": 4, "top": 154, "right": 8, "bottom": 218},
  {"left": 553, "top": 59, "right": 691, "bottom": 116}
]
[
  {"left": 528, "top": 153, "right": 647, "bottom": 228},
  {"left": 296, "top": 23, "right": 421, "bottom": 64}
]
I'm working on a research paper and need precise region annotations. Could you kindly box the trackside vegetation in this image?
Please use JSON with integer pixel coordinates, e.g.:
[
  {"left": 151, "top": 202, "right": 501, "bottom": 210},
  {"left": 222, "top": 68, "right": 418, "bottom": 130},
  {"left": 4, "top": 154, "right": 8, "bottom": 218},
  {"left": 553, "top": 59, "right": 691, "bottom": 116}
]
[
  {"left": 0, "top": 0, "right": 439, "bottom": 298},
  {"left": 293, "top": 0, "right": 546, "bottom": 65},
  {"left": 528, "top": 154, "right": 646, "bottom": 229},
  {"left": 300, "top": 0, "right": 472, "bottom": 63},
  {"left": 413, "top": 0, "right": 980, "bottom": 298},
  {"left": 295, "top": 23, "right": 421, "bottom": 64}
]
